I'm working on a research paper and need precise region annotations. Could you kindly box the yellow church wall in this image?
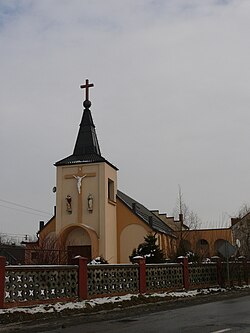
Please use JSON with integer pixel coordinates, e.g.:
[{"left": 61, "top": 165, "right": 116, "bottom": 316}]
[
  {"left": 120, "top": 224, "right": 148, "bottom": 263},
  {"left": 116, "top": 198, "right": 177, "bottom": 263},
  {"left": 39, "top": 216, "right": 56, "bottom": 241},
  {"left": 157, "top": 230, "right": 177, "bottom": 259},
  {"left": 53, "top": 160, "right": 117, "bottom": 263},
  {"left": 56, "top": 164, "right": 101, "bottom": 234},
  {"left": 55, "top": 161, "right": 117, "bottom": 261},
  {"left": 116, "top": 198, "right": 151, "bottom": 263},
  {"left": 101, "top": 163, "right": 117, "bottom": 263}
]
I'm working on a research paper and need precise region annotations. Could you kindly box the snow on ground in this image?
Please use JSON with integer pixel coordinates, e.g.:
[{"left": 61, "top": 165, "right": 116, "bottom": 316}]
[{"left": 0, "top": 285, "right": 249, "bottom": 315}]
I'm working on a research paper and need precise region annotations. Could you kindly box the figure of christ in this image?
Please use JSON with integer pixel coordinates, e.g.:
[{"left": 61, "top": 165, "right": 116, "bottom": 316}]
[
  {"left": 64, "top": 170, "right": 96, "bottom": 224},
  {"left": 73, "top": 174, "right": 87, "bottom": 194}
]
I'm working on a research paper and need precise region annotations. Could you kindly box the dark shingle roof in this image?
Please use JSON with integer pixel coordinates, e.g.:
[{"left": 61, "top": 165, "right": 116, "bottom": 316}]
[
  {"left": 55, "top": 104, "right": 117, "bottom": 170},
  {"left": 117, "top": 190, "right": 176, "bottom": 238},
  {"left": 55, "top": 153, "right": 116, "bottom": 167}
]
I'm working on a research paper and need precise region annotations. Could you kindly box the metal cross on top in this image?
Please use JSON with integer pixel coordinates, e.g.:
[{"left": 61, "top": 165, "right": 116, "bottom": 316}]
[{"left": 80, "top": 79, "right": 94, "bottom": 101}]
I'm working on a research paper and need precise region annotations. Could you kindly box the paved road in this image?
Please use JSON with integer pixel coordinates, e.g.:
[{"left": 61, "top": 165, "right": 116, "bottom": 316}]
[{"left": 35, "top": 295, "right": 250, "bottom": 333}]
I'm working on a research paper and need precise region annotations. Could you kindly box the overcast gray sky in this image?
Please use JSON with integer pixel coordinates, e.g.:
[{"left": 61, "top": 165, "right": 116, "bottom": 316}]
[{"left": 1, "top": 0, "right": 250, "bottom": 239}]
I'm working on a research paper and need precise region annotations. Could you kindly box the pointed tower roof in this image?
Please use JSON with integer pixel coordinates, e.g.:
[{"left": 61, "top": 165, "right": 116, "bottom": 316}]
[{"left": 55, "top": 80, "right": 117, "bottom": 170}]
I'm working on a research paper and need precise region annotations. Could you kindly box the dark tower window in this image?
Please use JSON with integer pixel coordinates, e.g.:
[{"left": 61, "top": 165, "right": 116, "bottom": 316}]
[{"left": 108, "top": 178, "right": 114, "bottom": 201}]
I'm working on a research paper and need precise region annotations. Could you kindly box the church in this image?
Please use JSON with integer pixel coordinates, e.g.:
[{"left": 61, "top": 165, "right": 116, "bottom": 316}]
[{"left": 25, "top": 80, "right": 178, "bottom": 264}]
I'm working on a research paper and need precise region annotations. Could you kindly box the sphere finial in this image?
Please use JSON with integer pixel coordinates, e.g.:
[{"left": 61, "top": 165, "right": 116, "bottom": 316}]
[{"left": 83, "top": 100, "right": 91, "bottom": 108}]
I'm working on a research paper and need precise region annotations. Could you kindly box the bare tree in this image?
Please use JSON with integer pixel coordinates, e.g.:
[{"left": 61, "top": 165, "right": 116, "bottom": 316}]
[
  {"left": 172, "top": 186, "right": 202, "bottom": 260},
  {"left": 232, "top": 203, "right": 250, "bottom": 258},
  {"left": 236, "top": 203, "right": 250, "bottom": 219},
  {"left": 27, "top": 234, "right": 68, "bottom": 265},
  {"left": 173, "top": 185, "right": 201, "bottom": 230}
]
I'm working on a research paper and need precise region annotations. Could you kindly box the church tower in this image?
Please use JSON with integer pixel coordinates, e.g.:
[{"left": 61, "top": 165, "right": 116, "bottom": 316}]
[{"left": 54, "top": 80, "right": 118, "bottom": 263}]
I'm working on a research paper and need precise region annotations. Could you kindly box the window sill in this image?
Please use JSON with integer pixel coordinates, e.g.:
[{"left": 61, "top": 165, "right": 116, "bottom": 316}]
[{"left": 108, "top": 199, "right": 116, "bottom": 206}]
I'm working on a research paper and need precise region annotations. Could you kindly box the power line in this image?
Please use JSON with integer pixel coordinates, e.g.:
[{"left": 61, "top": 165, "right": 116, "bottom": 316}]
[
  {"left": 0, "top": 198, "right": 51, "bottom": 215},
  {"left": 0, "top": 203, "right": 52, "bottom": 218},
  {"left": 1, "top": 232, "right": 34, "bottom": 237}
]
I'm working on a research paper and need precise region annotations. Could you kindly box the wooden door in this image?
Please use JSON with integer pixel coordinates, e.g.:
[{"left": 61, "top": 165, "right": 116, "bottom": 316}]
[{"left": 67, "top": 245, "right": 91, "bottom": 264}]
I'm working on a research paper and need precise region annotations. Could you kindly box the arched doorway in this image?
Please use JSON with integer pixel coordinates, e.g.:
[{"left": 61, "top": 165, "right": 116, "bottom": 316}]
[
  {"left": 59, "top": 225, "right": 99, "bottom": 263},
  {"left": 66, "top": 228, "right": 91, "bottom": 263}
]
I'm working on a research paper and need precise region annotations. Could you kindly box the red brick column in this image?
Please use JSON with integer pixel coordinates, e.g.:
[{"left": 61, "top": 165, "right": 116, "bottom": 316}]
[
  {"left": 178, "top": 257, "right": 190, "bottom": 290},
  {"left": 242, "top": 258, "right": 248, "bottom": 285},
  {"left": 0, "top": 256, "right": 6, "bottom": 309},
  {"left": 73, "top": 256, "right": 88, "bottom": 300},
  {"left": 133, "top": 257, "right": 146, "bottom": 294},
  {"left": 138, "top": 258, "right": 146, "bottom": 294}
]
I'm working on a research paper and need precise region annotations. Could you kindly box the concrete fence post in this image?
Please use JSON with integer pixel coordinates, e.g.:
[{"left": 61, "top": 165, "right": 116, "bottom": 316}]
[
  {"left": 0, "top": 256, "right": 6, "bottom": 309},
  {"left": 216, "top": 259, "right": 223, "bottom": 287},
  {"left": 72, "top": 256, "right": 88, "bottom": 300},
  {"left": 242, "top": 258, "right": 248, "bottom": 285},
  {"left": 182, "top": 257, "right": 190, "bottom": 290}
]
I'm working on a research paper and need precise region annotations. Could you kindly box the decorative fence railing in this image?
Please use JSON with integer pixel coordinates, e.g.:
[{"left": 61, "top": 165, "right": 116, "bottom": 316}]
[
  {"left": 146, "top": 264, "right": 183, "bottom": 290},
  {"left": 88, "top": 264, "right": 139, "bottom": 296},
  {"left": 0, "top": 256, "right": 249, "bottom": 309},
  {"left": 221, "top": 262, "right": 250, "bottom": 284},
  {"left": 5, "top": 265, "right": 78, "bottom": 305},
  {"left": 189, "top": 263, "right": 218, "bottom": 288}
]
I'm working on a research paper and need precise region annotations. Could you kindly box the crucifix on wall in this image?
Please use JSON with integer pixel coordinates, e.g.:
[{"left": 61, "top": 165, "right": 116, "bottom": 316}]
[
  {"left": 64, "top": 167, "right": 96, "bottom": 223},
  {"left": 73, "top": 174, "right": 86, "bottom": 194}
]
